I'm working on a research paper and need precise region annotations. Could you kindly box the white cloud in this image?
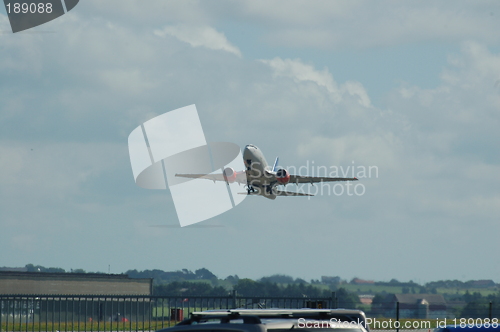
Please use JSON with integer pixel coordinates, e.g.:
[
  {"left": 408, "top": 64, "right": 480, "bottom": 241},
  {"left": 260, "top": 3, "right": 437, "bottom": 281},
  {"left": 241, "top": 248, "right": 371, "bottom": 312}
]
[
  {"left": 66, "top": 1, "right": 500, "bottom": 51},
  {"left": 296, "top": 133, "right": 399, "bottom": 170},
  {"left": 260, "top": 58, "right": 340, "bottom": 99},
  {"left": 390, "top": 41, "right": 500, "bottom": 146},
  {"left": 81, "top": 0, "right": 213, "bottom": 28},
  {"left": 154, "top": 25, "right": 242, "bottom": 57},
  {"left": 341, "top": 81, "right": 371, "bottom": 108},
  {"left": 1, "top": 2, "right": 500, "bottom": 281},
  {"left": 223, "top": 1, "right": 500, "bottom": 49},
  {"left": 379, "top": 42, "right": 500, "bottom": 225},
  {"left": 442, "top": 42, "right": 500, "bottom": 93},
  {"left": 99, "top": 69, "right": 157, "bottom": 95},
  {"left": 260, "top": 57, "right": 371, "bottom": 107},
  {"left": 0, "top": 141, "right": 123, "bottom": 202}
]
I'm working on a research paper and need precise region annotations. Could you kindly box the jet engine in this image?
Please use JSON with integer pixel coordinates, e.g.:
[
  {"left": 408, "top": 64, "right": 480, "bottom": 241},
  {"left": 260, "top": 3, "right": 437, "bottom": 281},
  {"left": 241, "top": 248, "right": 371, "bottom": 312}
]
[
  {"left": 276, "top": 168, "right": 290, "bottom": 185},
  {"left": 223, "top": 167, "right": 237, "bottom": 183}
]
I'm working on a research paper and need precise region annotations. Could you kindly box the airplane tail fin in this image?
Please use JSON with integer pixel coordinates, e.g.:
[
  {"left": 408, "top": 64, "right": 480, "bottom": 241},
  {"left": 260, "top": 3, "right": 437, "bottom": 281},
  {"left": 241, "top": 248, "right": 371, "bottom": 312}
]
[{"left": 272, "top": 157, "right": 279, "bottom": 172}]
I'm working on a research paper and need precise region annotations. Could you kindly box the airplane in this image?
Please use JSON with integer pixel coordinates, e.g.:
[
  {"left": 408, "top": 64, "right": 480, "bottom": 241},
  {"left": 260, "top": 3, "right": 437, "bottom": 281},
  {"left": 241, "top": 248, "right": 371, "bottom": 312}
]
[{"left": 175, "top": 144, "right": 358, "bottom": 200}]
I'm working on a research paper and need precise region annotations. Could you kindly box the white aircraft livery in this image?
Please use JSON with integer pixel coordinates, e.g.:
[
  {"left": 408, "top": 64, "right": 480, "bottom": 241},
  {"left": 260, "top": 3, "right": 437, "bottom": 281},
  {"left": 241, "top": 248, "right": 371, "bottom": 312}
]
[{"left": 176, "top": 144, "right": 358, "bottom": 200}]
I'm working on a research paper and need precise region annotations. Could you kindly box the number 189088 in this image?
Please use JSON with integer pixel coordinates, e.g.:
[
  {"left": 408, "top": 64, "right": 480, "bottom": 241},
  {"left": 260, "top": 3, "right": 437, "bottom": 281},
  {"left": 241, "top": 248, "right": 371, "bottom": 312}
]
[
  {"left": 451, "top": 318, "right": 499, "bottom": 328},
  {"left": 6, "top": 3, "right": 53, "bottom": 14}
]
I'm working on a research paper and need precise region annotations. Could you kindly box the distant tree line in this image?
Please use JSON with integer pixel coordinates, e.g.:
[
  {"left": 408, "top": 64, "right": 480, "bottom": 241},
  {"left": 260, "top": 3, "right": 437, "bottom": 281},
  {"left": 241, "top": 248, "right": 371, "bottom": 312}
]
[
  {"left": 126, "top": 268, "right": 219, "bottom": 285},
  {"left": 461, "top": 292, "right": 500, "bottom": 318},
  {"left": 373, "top": 278, "right": 420, "bottom": 288},
  {"left": 426, "top": 279, "right": 495, "bottom": 289},
  {"left": 151, "top": 277, "right": 360, "bottom": 308},
  {"left": 154, "top": 281, "right": 228, "bottom": 296},
  {"left": 235, "top": 279, "right": 359, "bottom": 307},
  {"left": 6, "top": 264, "right": 498, "bottom": 312},
  {"left": 25, "top": 264, "right": 66, "bottom": 273},
  {"left": 370, "top": 278, "right": 496, "bottom": 292},
  {"left": 370, "top": 289, "right": 500, "bottom": 318}
]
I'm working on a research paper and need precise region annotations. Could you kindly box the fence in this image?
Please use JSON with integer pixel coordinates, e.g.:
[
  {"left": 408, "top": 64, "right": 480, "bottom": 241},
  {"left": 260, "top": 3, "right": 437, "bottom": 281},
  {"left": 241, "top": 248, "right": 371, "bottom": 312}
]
[
  {"left": 1, "top": 294, "right": 498, "bottom": 332},
  {"left": 0, "top": 293, "right": 333, "bottom": 332},
  {"left": 340, "top": 299, "right": 499, "bottom": 320}
]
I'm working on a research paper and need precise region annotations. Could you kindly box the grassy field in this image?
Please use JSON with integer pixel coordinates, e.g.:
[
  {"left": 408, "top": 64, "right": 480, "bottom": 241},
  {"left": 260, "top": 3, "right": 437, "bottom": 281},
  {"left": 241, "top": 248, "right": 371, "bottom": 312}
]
[
  {"left": 436, "top": 288, "right": 498, "bottom": 297},
  {"left": 339, "top": 284, "right": 405, "bottom": 294},
  {"left": 0, "top": 320, "right": 177, "bottom": 332},
  {"left": 338, "top": 283, "right": 497, "bottom": 297},
  {"left": 156, "top": 278, "right": 498, "bottom": 298},
  {"left": 3, "top": 318, "right": 491, "bottom": 331}
]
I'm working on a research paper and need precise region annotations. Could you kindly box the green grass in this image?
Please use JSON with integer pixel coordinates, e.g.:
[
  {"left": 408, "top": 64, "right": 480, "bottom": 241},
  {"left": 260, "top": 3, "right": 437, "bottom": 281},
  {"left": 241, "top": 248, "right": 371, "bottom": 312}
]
[
  {"left": 0, "top": 320, "right": 177, "bottom": 331},
  {"left": 338, "top": 284, "right": 404, "bottom": 294},
  {"left": 3, "top": 318, "right": 490, "bottom": 331},
  {"left": 337, "top": 284, "right": 498, "bottom": 297},
  {"left": 436, "top": 288, "right": 498, "bottom": 297},
  {"left": 152, "top": 306, "right": 227, "bottom": 318}
]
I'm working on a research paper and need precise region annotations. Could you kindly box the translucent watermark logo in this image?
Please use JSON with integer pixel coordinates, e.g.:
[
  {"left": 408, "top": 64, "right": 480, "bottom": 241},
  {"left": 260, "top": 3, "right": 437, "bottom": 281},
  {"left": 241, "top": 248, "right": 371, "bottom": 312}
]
[
  {"left": 297, "top": 317, "right": 499, "bottom": 330},
  {"left": 298, "top": 318, "right": 431, "bottom": 330},
  {"left": 3, "top": 0, "right": 79, "bottom": 33},
  {"left": 128, "top": 105, "right": 246, "bottom": 227},
  {"left": 237, "top": 160, "right": 375, "bottom": 198},
  {"left": 285, "top": 161, "right": 377, "bottom": 198}
]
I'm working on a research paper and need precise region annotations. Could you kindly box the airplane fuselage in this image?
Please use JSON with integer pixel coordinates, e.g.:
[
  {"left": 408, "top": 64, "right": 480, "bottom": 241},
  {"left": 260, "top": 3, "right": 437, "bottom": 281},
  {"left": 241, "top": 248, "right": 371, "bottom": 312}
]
[
  {"left": 243, "top": 144, "right": 281, "bottom": 198},
  {"left": 175, "top": 144, "right": 357, "bottom": 200},
  {"left": 243, "top": 144, "right": 268, "bottom": 178}
]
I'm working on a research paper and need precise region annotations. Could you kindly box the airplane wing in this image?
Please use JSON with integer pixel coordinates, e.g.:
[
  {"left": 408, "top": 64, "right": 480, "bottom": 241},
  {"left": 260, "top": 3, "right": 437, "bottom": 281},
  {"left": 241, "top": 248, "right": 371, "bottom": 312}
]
[
  {"left": 237, "top": 190, "right": 313, "bottom": 196},
  {"left": 275, "top": 189, "right": 313, "bottom": 196},
  {"left": 289, "top": 175, "right": 358, "bottom": 184},
  {"left": 175, "top": 173, "right": 226, "bottom": 181},
  {"left": 175, "top": 172, "right": 247, "bottom": 184}
]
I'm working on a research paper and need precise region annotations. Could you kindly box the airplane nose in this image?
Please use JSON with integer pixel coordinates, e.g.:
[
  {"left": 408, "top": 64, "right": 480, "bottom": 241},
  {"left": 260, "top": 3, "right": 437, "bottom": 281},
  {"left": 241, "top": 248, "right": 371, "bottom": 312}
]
[{"left": 243, "top": 145, "right": 254, "bottom": 159}]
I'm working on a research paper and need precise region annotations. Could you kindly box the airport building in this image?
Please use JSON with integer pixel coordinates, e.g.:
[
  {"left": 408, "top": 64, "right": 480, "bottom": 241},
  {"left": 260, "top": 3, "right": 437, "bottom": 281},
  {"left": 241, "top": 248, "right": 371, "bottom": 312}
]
[
  {"left": 0, "top": 272, "right": 153, "bottom": 322},
  {"left": 0, "top": 271, "right": 152, "bottom": 295},
  {"left": 391, "top": 294, "right": 447, "bottom": 319}
]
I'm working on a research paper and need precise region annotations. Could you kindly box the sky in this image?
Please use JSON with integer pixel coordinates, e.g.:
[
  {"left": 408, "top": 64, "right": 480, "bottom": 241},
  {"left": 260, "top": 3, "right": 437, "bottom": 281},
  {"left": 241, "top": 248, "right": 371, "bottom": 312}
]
[{"left": 1, "top": 1, "right": 500, "bottom": 285}]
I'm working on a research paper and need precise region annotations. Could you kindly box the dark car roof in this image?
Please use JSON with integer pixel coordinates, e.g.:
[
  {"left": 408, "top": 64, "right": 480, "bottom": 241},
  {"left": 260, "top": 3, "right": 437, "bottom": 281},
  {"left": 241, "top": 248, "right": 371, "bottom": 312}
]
[
  {"left": 157, "top": 309, "right": 369, "bottom": 332},
  {"left": 188, "top": 309, "right": 367, "bottom": 323},
  {"left": 156, "top": 314, "right": 367, "bottom": 332}
]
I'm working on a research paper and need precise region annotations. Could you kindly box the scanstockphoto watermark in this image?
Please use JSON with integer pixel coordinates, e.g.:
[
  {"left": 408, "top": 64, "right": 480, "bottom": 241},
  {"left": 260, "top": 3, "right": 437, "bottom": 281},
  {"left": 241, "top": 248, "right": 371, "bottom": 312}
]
[
  {"left": 246, "top": 160, "right": 378, "bottom": 197},
  {"left": 365, "top": 318, "right": 432, "bottom": 330},
  {"left": 3, "top": 0, "right": 80, "bottom": 33},
  {"left": 302, "top": 181, "right": 365, "bottom": 198},
  {"left": 296, "top": 318, "right": 500, "bottom": 330},
  {"left": 366, "top": 318, "right": 500, "bottom": 330},
  {"left": 128, "top": 105, "right": 247, "bottom": 227},
  {"left": 297, "top": 318, "right": 369, "bottom": 329},
  {"left": 287, "top": 160, "right": 379, "bottom": 198},
  {"left": 287, "top": 160, "right": 379, "bottom": 179}
]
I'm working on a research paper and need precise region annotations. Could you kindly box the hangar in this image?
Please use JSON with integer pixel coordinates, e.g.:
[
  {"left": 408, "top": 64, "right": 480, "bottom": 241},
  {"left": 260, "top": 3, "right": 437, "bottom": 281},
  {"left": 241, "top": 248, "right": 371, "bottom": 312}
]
[
  {"left": 392, "top": 294, "right": 447, "bottom": 319},
  {"left": 0, "top": 271, "right": 152, "bottom": 295},
  {"left": 0, "top": 271, "right": 153, "bottom": 322}
]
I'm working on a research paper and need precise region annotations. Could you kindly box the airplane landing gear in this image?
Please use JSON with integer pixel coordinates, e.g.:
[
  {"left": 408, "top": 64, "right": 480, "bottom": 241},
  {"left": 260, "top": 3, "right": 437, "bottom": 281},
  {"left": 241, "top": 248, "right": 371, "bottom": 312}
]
[
  {"left": 246, "top": 184, "right": 256, "bottom": 194},
  {"left": 266, "top": 185, "right": 274, "bottom": 195}
]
